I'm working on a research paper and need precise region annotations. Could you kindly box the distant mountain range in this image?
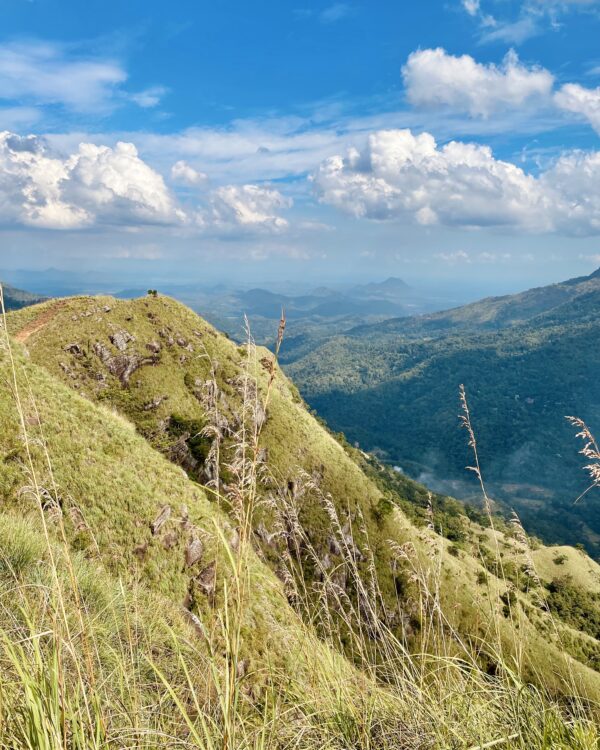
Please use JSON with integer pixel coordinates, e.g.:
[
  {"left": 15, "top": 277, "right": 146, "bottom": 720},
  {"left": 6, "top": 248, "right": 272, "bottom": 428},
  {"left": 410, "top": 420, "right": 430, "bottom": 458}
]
[
  {"left": 287, "top": 268, "right": 600, "bottom": 556},
  {"left": 112, "top": 276, "right": 454, "bottom": 345}
]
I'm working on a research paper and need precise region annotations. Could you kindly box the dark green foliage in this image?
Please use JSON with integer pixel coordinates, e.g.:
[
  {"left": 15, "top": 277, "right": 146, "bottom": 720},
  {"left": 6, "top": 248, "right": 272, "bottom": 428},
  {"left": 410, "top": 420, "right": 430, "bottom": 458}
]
[
  {"left": 546, "top": 576, "right": 600, "bottom": 639},
  {"left": 287, "top": 269, "right": 600, "bottom": 557},
  {"left": 501, "top": 589, "right": 517, "bottom": 618}
]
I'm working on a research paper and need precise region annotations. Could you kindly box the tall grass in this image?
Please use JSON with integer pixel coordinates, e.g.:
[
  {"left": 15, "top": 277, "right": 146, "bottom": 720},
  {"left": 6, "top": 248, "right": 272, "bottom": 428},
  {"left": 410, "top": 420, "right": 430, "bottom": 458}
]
[{"left": 0, "top": 286, "right": 598, "bottom": 749}]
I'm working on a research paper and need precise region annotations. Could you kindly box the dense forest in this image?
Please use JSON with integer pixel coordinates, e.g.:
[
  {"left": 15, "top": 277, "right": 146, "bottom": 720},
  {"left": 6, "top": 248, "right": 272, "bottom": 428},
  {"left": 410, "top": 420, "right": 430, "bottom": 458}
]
[{"left": 287, "top": 269, "right": 600, "bottom": 557}]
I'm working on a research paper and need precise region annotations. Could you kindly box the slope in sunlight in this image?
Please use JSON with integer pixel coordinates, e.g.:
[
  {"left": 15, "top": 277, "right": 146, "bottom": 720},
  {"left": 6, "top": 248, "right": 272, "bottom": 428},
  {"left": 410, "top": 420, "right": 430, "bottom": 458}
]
[{"left": 6, "top": 292, "right": 600, "bottom": 706}]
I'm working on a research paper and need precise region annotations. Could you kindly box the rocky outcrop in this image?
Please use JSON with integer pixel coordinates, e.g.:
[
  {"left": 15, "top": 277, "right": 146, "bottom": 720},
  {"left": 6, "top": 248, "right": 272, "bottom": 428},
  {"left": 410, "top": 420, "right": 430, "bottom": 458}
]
[
  {"left": 93, "top": 341, "right": 159, "bottom": 386},
  {"left": 151, "top": 505, "right": 171, "bottom": 535},
  {"left": 109, "top": 329, "right": 135, "bottom": 351}
]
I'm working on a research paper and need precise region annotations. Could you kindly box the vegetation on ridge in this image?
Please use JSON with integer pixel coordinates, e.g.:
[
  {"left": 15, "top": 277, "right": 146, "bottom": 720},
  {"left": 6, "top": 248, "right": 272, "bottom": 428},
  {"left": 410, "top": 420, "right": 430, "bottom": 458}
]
[{"left": 0, "top": 290, "right": 599, "bottom": 747}]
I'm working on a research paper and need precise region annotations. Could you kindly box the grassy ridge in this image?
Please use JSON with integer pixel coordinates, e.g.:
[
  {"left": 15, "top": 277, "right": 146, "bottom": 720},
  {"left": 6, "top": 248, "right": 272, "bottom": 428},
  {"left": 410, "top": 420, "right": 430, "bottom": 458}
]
[{"left": 2, "top": 292, "right": 600, "bottom": 746}]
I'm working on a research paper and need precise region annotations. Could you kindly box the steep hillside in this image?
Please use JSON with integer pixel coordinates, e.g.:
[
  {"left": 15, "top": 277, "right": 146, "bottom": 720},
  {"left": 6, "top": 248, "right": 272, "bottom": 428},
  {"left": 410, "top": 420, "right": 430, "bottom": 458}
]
[
  {"left": 6, "top": 293, "right": 600, "bottom": 716},
  {"left": 286, "top": 270, "right": 600, "bottom": 557},
  {"left": 0, "top": 323, "right": 397, "bottom": 747}
]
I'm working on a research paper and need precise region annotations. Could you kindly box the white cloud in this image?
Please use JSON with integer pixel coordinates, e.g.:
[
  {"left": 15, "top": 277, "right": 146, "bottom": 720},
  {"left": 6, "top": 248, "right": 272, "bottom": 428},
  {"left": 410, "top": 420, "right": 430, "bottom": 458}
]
[
  {"left": 129, "top": 86, "right": 168, "bottom": 108},
  {"left": 435, "top": 250, "right": 472, "bottom": 263},
  {"left": 479, "top": 16, "right": 539, "bottom": 44},
  {"left": 402, "top": 48, "right": 554, "bottom": 117},
  {"left": 554, "top": 83, "right": 600, "bottom": 132},
  {"left": 465, "top": 0, "right": 600, "bottom": 44},
  {"left": 312, "top": 128, "right": 600, "bottom": 237},
  {"left": 170, "top": 159, "right": 208, "bottom": 185},
  {"left": 320, "top": 3, "right": 352, "bottom": 22},
  {"left": 462, "top": 0, "right": 480, "bottom": 16},
  {"left": 0, "top": 131, "right": 291, "bottom": 234},
  {"left": 207, "top": 184, "right": 292, "bottom": 232},
  {"left": 0, "top": 132, "right": 183, "bottom": 229},
  {"left": 0, "top": 40, "right": 169, "bottom": 117},
  {"left": 0, "top": 41, "right": 126, "bottom": 113}
]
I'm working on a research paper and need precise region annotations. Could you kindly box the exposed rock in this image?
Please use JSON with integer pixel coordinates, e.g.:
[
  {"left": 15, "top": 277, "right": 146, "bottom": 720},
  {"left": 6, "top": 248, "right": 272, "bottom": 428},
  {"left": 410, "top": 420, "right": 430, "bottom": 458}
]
[
  {"left": 196, "top": 561, "right": 216, "bottom": 596},
  {"left": 93, "top": 342, "right": 111, "bottom": 362},
  {"left": 93, "top": 342, "right": 159, "bottom": 386},
  {"left": 182, "top": 608, "right": 207, "bottom": 638},
  {"left": 143, "top": 395, "right": 168, "bottom": 411},
  {"left": 329, "top": 536, "right": 342, "bottom": 556},
  {"left": 110, "top": 329, "right": 135, "bottom": 351},
  {"left": 151, "top": 504, "right": 171, "bottom": 535},
  {"left": 64, "top": 343, "right": 83, "bottom": 356},
  {"left": 169, "top": 434, "right": 200, "bottom": 475},
  {"left": 103, "top": 305, "right": 111, "bottom": 313},
  {"left": 158, "top": 328, "right": 175, "bottom": 346},
  {"left": 255, "top": 522, "right": 278, "bottom": 547},
  {"left": 106, "top": 353, "right": 158, "bottom": 386},
  {"left": 185, "top": 537, "right": 204, "bottom": 567},
  {"left": 146, "top": 341, "right": 161, "bottom": 353}
]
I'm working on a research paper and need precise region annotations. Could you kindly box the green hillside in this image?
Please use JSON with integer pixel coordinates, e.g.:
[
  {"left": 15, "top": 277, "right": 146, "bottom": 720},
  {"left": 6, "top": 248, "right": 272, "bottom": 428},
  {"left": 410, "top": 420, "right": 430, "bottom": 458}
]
[
  {"left": 0, "top": 282, "right": 46, "bottom": 311},
  {"left": 2, "top": 292, "right": 600, "bottom": 747},
  {"left": 286, "top": 270, "right": 600, "bottom": 557}
]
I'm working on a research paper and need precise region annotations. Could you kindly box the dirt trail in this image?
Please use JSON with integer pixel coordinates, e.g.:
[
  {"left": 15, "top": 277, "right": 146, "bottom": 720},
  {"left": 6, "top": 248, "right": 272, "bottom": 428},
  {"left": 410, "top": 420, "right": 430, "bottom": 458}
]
[{"left": 14, "top": 301, "right": 67, "bottom": 343}]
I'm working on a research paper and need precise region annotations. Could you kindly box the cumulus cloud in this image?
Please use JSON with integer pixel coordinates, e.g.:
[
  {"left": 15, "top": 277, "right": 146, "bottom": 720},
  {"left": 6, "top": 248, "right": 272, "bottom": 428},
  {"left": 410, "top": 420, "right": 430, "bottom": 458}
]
[
  {"left": 170, "top": 159, "right": 208, "bottom": 185},
  {"left": 402, "top": 48, "right": 554, "bottom": 117},
  {"left": 207, "top": 184, "right": 292, "bottom": 232},
  {"left": 0, "top": 132, "right": 183, "bottom": 228},
  {"left": 554, "top": 83, "right": 600, "bottom": 132},
  {"left": 0, "top": 131, "right": 291, "bottom": 234},
  {"left": 312, "top": 128, "right": 600, "bottom": 236}
]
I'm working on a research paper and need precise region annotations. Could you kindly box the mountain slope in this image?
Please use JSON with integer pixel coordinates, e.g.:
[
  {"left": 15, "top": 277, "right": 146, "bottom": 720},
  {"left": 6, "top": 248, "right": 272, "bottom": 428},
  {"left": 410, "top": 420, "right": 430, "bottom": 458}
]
[
  {"left": 5, "top": 293, "right": 600, "bottom": 709},
  {"left": 0, "top": 282, "right": 46, "bottom": 311},
  {"left": 287, "top": 270, "right": 600, "bottom": 557}
]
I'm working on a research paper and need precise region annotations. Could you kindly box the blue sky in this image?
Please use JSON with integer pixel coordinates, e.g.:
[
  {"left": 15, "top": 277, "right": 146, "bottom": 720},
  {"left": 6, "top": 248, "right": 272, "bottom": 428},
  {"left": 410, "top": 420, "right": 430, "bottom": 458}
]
[{"left": 3, "top": 0, "right": 600, "bottom": 291}]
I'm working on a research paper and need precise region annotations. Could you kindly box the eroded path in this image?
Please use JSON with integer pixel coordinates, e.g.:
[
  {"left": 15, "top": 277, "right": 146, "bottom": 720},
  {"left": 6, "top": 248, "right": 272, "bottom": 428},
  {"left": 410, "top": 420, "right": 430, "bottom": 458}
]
[{"left": 14, "top": 301, "right": 67, "bottom": 343}]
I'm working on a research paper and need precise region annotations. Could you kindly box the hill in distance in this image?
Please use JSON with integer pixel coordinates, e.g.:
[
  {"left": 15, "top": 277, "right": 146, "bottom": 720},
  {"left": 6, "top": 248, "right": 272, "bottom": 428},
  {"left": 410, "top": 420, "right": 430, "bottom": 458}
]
[
  {"left": 2, "top": 291, "right": 600, "bottom": 747},
  {"left": 0, "top": 282, "right": 46, "bottom": 310},
  {"left": 286, "top": 268, "right": 600, "bottom": 557}
]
